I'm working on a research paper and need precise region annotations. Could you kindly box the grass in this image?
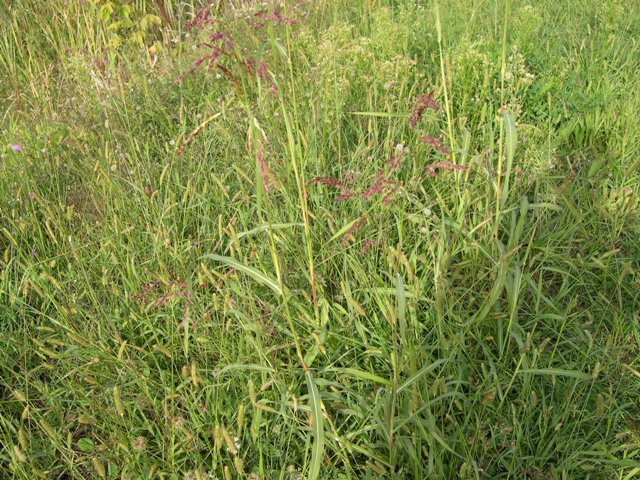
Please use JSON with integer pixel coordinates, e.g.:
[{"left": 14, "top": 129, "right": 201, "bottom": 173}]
[{"left": 1, "top": 0, "right": 639, "bottom": 478}]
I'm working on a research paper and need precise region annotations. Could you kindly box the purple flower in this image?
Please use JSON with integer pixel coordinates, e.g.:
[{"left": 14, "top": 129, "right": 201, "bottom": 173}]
[{"left": 11, "top": 144, "right": 21, "bottom": 152}]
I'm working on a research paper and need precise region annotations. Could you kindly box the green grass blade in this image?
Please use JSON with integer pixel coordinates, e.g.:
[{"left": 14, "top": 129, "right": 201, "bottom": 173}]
[
  {"left": 518, "top": 368, "right": 590, "bottom": 379},
  {"left": 216, "top": 364, "right": 275, "bottom": 376},
  {"left": 328, "top": 217, "right": 362, "bottom": 244},
  {"left": 236, "top": 222, "right": 305, "bottom": 239},
  {"left": 501, "top": 112, "right": 517, "bottom": 208},
  {"left": 350, "top": 111, "right": 408, "bottom": 118},
  {"left": 201, "top": 254, "right": 282, "bottom": 296},
  {"left": 305, "top": 370, "right": 324, "bottom": 480},
  {"left": 397, "top": 359, "right": 447, "bottom": 393},
  {"left": 396, "top": 274, "right": 407, "bottom": 346},
  {"left": 327, "top": 367, "right": 392, "bottom": 386}
]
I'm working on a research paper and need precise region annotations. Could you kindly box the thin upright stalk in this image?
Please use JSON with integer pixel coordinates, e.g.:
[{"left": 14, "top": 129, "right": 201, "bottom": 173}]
[{"left": 495, "top": 0, "right": 511, "bottom": 233}]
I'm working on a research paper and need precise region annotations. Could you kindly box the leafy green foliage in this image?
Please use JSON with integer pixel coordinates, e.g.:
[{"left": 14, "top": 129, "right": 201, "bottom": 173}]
[{"left": 96, "top": 0, "right": 162, "bottom": 49}]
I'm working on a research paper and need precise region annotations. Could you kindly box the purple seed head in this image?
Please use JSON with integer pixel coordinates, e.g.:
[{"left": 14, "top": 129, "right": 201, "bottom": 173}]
[{"left": 408, "top": 92, "right": 439, "bottom": 129}]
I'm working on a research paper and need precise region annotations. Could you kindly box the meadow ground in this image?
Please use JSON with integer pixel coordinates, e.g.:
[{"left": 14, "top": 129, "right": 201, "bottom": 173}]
[{"left": 1, "top": 1, "right": 639, "bottom": 478}]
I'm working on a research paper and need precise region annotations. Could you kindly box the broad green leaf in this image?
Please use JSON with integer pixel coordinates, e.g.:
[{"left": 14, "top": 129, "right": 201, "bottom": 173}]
[{"left": 77, "top": 437, "right": 95, "bottom": 453}]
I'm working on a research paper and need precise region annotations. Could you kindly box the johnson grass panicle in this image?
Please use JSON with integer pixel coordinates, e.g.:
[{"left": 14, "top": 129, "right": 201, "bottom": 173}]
[{"left": 408, "top": 92, "right": 439, "bottom": 129}]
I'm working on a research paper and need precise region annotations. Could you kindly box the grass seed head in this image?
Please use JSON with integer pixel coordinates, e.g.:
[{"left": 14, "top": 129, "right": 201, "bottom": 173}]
[
  {"left": 132, "top": 436, "right": 147, "bottom": 452},
  {"left": 408, "top": 92, "right": 439, "bottom": 129},
  {"left": 421, "top": 136, "right": 451, "bottom": 155}
]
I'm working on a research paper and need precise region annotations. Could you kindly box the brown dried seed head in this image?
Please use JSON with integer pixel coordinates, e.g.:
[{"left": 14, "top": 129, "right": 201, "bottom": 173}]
[{"left": 132, "top": 436, "right": 147, "bottom": 452}]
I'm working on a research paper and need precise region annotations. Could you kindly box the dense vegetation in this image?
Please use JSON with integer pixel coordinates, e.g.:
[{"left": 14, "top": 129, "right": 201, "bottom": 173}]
[{"left": 1, "top": 1, "right": 639, "bottom": 478}]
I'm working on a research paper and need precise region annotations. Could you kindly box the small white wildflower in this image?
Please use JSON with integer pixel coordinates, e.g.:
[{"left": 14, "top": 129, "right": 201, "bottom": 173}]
[
  {"left": 169, "top": 139, "right": 176, "bottom": 146},
  {"left": 215, "top": 73, "right": 222, "bottom": 79},
  {"left": 110, "top": 164, "right": 117, "bottom": 171},
  {"left": 424, "top": 207, "right": 432, "bottom": 216},
  {"left": 40, "top": 148, "right": 46, "bottom": 153},
  {"left": 225, "top": 185, "right": 230, "bottom": 191},
  {"left": 225, "top": 436, "right": 240, "bottom": 453}
]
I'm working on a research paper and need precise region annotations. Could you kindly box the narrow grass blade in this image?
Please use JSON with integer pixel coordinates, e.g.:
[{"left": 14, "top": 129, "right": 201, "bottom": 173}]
[
  {"left": 236, "top": 223, "right": 304, "bottom": 239},
  {"left": 429, "top": 422, "right": 462, "bottom": 458},
  {"left": 305, "top": 370, "right": 324, "bottom": 480},
  {"left": 396, "top": 274, "right": 407, "bottom": 346},
  {"left": 350, "top": 111, "right": 408, "bottom": 118},
  {"left": 273, "top": 38, "right": 288, "bottom": 60},
  {"left": 216, "top": 364, "right": 275, "bottom": 376},
  {"left": 518, "top": 368, "right": 589, "bottom": 379},
  {"left": 397, "top": 358, "right": 447, "bottom": 393},
  {"left": 501, "top": 112, "right": 517, "bottom": 208},
  {"left": 472, "top": 255, "right": 507, "bottom": 324},
  {"left": 329, "top": 217, "right": 363, "bottom": 244},
  {"left": 327, "top": 435, "right": 392, "bottom": 467},
  {"left": 623, "top": 467, "right": 640, "bottom": 479},
  {"left": 327, "top": 367, "right": 392, "bottom": 387},
  {"left": 580, "top": 455, "right": 640, "bottom": 468},
  {"left": 201, "top": 254, "right": 282, "bottom": 296},
  {"left": 393, "top": 391, "right": 466, "bottom": 433}
]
